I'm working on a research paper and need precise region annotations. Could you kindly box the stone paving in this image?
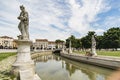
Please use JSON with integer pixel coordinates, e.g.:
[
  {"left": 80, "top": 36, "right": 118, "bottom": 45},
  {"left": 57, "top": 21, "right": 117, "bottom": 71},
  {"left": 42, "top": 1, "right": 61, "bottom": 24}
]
[{"left": 0, "top": 55, "right": 16, "bottom": 80}]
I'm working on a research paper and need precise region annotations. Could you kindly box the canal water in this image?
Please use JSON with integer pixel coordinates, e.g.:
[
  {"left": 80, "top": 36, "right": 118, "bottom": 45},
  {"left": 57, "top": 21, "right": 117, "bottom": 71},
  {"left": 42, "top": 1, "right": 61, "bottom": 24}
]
[{"left": 34, "top": 54, "right": 114, "bottom": 80}]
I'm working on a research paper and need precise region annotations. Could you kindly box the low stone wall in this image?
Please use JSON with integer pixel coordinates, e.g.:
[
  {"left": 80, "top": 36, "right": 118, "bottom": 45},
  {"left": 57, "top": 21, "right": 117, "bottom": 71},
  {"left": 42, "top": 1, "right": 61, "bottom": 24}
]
[
  {"left": 0, "top": 49, "right": 17, "bottom": 53},
  {"left": 31, "top": 51, "right": 52, "bottom": 59},
  {"left": 60, "top": 53, "right": 120, "bottom": 70}
]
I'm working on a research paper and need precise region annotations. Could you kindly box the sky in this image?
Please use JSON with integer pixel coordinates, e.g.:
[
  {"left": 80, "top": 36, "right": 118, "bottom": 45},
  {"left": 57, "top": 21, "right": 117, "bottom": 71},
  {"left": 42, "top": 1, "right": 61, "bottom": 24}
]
[{"left": 0, "top": 0, "right": 120, "bottom": 41}]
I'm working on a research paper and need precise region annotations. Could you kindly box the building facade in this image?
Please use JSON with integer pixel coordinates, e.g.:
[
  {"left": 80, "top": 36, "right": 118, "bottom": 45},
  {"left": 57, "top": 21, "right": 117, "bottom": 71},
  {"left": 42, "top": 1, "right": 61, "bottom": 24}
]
[
  {"left": 33, "top": 39, "right": 63, "bottom": 50},
  {"left": 34, "top": 39, "right": 48, "bottom": 50},
  {"left": 0, "top": 36, "right": 14, "bottom": 49},
  {"left": 48, "top": 41, "right": 56, "bottom": 50},
  {"left": 0, "top": 36, "right": 63, "bottom": 50}
]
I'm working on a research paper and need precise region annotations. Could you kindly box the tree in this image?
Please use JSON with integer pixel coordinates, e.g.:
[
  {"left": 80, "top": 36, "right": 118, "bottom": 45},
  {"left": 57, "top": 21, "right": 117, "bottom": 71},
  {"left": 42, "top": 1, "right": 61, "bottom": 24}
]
[
  {"left": 96, "top": 35, "right": 103, "bottom": 50},
  {"left": 55, "top": 39, "right": 64, "bottom": 49},
  {"left": 81, "top": 31, "right": 95, "bottom": 49},
  {"left": 65, "top": 35, "right": 82, "bottom": 49},
  {"left": 55, "top": 39, "right": 64, "bottom": 43},
  {"left": 75, "top": 39, "right": 82, "bottom": 49},
  {"left": 66, "top": 35, "right": 76, "bottom": 48},
  {"left": 102, "top": 27, "right": 120, "bottom": 50}
]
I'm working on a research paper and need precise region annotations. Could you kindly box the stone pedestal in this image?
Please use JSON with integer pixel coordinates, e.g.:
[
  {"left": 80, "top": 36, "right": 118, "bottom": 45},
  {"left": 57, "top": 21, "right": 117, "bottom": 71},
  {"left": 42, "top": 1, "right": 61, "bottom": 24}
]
[
  {"left": 62, "top": 48, "right": 64, "bottom": 53},
  {"left": 62, "top": 46, "right": 65, "bottom": 53},
  {"left": 68, "top": 48, "right": 72, "bottom": 54},
  {"left": 12, "top": 40, "right": 41, "bottom": 80},
  {"left": 91, "top": 47, "right": 97, "bottom": 56},
  {"left": 91, "top": 35, "right": 97, "bottom": 56},
  {"left": 62, "top": 42, "right": 65, "bottom": 53},
  {"left": 68, "top": 41, "right": 72, "bottom": 54}
]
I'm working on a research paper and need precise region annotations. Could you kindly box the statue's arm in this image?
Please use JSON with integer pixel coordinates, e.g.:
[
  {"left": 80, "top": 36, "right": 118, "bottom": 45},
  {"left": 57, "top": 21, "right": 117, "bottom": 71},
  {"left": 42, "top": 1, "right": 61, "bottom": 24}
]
[
  {"left": 24, "top": 12, "right": 28, "bottom": 20},
  {"left": 18, "top": 13, "right": 24, "bottom": 20}
]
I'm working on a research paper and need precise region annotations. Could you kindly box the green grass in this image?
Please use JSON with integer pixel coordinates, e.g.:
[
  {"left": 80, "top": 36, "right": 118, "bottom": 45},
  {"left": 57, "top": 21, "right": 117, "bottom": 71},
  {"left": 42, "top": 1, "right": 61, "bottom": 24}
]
[
  {"left": 0, "top": 52, "right": 16, "bottom": 61},
  {"left": 73, "top": 50, "right": 120, "bottom": 57}
]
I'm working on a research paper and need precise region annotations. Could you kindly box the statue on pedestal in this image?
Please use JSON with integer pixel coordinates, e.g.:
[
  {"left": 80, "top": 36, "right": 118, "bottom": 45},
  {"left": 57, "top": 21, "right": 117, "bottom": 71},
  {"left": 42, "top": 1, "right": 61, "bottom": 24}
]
[
  {"left": 68, "top": 40, "right": 72, "bottom": 54},
  {"left": 91, "top": 35, "right": 97, "bottom": 56},
  {"left": 92, "top": 35, "right": 96, "bottom": 48},
  {"left": 18, "top": 5, "right": 29, "bottom": 40},
  {"left": 12, "top": 5, "right": 41, "bottom": 80}
]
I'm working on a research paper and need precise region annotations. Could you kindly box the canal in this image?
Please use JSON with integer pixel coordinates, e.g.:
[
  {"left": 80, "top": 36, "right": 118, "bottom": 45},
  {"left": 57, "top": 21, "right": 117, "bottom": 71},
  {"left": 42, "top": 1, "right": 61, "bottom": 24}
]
[{"left": 34, "top": 54, "right": 114, "bottom": 80}]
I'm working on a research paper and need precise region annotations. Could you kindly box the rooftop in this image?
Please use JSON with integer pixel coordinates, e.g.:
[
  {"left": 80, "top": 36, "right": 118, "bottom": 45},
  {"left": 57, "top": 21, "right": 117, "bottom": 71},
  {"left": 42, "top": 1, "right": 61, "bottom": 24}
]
[
  {"left": 0, "top": 36, "right": 13, "bottom": 39},
  {"left": 36, "top": 39, "right": 48, "bottom": 42}
]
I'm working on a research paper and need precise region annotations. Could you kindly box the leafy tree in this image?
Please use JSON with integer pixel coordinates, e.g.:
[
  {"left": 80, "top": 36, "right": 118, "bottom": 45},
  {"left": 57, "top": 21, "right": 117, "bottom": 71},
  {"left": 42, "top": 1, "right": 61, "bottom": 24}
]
[
  {"left": 65, "top": 27, "right": 120, "bottom": 50},
  {"left": 81, "top": 31, "right": 95, "bottom": 49},
  {"left": 66, "top": 35, "right": 76, "bottom": 48},
  {"left": 75, "top": 39, "right": 82, "bottom": 49},
  {"left": 96, "top": 35, "right": 103, "bottom": 50},
  {"left": 55, "top": 39, "right": 64, "bottom": 49},
  {"left": 102, "top": 27, "right": 120, "bottom": 50},
  {"left": 65, "top": 35, "right": 82, "bottom": 49},
  {"left": 55, "top": 39, "right": 64, "bottom": 43}
]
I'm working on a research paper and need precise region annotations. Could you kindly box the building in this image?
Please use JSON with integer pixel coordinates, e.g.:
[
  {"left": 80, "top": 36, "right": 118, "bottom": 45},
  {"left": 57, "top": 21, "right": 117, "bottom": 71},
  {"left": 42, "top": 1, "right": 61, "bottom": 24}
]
[
  {"left": 0, "top": 36, "right": 14, "bottom": 49},
  {"left": 0, "top": 36, "right": 64, "bottom": 50},
  {"left": 33, "top": 39, "right": 63, "bottom": 50},
  {"left": 13, "top": 39, "right": 18, "bottom": 49},
  {"left": 56, "top": 42, "right": 63, "bottom": 49},
  {"left": 48, "top": 41, "right": 56, "bottom": 50},
  {"left": 34, "top": 39, "right": 48, "bottom": 50}
]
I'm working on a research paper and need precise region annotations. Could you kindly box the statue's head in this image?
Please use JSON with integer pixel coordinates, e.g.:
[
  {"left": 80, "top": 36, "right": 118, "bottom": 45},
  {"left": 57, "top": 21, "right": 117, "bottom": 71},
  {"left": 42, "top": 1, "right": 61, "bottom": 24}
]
[{"left": 20, "top": 5, "right": 25, "bottom": 11}]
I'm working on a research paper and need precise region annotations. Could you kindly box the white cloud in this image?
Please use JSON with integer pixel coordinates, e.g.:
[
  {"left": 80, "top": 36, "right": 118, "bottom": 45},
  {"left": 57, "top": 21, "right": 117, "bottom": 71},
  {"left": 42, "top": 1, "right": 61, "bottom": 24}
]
[
  {"left": 68, "top": 0, "right": 110, "bottom": 35},
  {"left": 0, "top": 0, "right": 116, "bottom": 41},
  {"left": 95, "top": 29, "right": 105, "bottom": 35},
  {"left": 0, "top": 0, "right": 71, "bottom": 41}
]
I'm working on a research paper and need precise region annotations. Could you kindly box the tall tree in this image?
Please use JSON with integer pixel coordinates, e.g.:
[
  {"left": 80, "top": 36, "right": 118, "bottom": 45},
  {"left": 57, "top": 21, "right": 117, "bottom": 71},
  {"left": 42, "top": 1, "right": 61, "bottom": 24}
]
[
  {"left": 102, "top": 27, "right": 120, "bottom": 50},
  {"left": 96, "top": 35, "right": 103, "bottom": 50},
  {"left": 66, "top": 35, "right": 76, "bottom": 48},
  {"left": 81, "top": 31, "right": 95, "bottom": 49},
  {"left": 55, "top": 39, "right": 64, "bottom": 49},
  {"left": 65, "top": 35, "right": 82, "bottom": 49}
]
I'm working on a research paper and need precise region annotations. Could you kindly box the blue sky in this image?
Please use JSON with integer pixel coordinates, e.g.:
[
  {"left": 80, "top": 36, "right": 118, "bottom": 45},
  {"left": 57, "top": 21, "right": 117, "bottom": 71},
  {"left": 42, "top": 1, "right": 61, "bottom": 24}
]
[{"left": 0, "top": 0, "right": 120, "bottom": 41}]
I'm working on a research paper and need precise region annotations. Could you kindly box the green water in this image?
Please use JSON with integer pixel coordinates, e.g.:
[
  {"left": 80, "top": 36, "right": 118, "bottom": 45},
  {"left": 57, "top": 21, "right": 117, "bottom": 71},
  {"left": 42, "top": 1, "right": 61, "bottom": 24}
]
[{"left": 35, "top": 54, "right": 114, "bottom": 80}]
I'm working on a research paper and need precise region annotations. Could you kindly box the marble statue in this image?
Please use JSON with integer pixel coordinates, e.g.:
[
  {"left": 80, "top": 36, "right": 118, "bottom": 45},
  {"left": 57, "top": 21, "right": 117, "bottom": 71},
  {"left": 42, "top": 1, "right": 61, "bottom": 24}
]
[
  {"left": 92, "top": 35, "right": 96, "bottom": 48},
  {"left": 91, "top": 35, "right": 97, "bottom": 56},
  {"left": 12, "top": 5, "right": 41, "bottom": 80},
  {"left": 18, "top": 5, "right": 29, "bottom": 40},
  {"left": 68, "top": 40, "right": 72, "bottom": 54}
]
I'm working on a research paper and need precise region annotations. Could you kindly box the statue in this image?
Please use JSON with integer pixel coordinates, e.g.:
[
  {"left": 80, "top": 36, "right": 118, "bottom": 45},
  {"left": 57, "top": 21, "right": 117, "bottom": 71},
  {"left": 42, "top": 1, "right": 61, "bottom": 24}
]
[
  {"left": 18, "top": 5, "right": 29, "bottom": 40},
  {"left": 91, "top": 35, "right": 97, "bottom": 56},
  {"left": 92, "top": 35, "right": 96, "bottom": 48}
]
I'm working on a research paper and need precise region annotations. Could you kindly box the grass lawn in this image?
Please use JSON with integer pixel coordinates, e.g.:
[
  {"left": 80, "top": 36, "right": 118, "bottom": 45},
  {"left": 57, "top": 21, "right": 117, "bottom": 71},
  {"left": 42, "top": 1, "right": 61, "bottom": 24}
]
[
  {"left": 0, "top": 52, "right": 16, "bottom": 61},
  {"left": 73, "top": 50, "right": 120, "bottom": 57}
]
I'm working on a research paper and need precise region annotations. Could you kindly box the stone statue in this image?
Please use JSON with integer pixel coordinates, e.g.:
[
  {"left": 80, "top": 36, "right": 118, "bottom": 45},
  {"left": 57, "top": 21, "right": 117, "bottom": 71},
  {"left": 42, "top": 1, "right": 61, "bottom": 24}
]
[
  {"left": 68, "top": 40, "right": 72, "bottom": 54},
  {"left": 12, "top": 5, "right": 41, "bottom": 80},
  {"left": 92, "top": 35, "right": 96, "bottom": 48},
  {"left": 91, "top": 35, "right": 97, "bottom": 56},
  {"left": 18, "top": 5, "right": 29, "bottom": 40}
]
